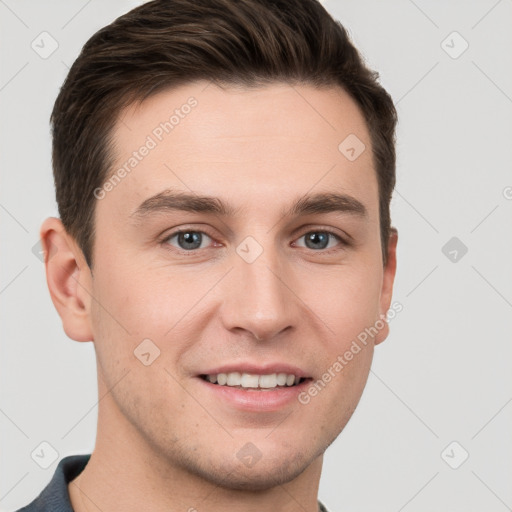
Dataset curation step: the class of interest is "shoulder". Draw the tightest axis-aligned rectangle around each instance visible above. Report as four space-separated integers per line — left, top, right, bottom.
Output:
16 454 91 512
318 499 333 512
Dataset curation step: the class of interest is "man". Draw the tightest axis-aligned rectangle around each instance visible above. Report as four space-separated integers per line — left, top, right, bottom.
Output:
20 0 398 510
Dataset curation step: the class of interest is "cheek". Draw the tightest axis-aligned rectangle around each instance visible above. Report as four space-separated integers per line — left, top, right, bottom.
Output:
301 258 383 428
305 260 384 340
294 340 374 456
88 256 218 371
91 256 177 333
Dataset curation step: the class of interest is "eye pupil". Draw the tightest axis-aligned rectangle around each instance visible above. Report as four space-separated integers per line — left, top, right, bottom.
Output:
178 231 202 250
305 232 329 250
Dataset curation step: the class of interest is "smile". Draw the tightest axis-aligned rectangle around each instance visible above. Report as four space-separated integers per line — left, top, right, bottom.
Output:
201 372 306 389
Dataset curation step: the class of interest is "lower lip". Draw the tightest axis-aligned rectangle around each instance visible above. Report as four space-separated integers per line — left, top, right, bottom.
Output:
197 378 310 412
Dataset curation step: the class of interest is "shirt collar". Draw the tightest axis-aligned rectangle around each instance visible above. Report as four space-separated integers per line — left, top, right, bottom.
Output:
18 454 91 511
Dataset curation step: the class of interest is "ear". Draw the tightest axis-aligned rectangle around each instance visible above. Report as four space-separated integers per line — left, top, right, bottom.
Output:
374 228 398 345
40 217 94 342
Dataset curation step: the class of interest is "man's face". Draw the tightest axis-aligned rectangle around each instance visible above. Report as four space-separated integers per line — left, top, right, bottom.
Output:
84 81 396 489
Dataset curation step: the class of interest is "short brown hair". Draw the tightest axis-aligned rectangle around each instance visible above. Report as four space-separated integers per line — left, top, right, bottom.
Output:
51 0 397 268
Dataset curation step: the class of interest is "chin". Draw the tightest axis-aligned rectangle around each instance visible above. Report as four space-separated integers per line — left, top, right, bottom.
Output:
189 452 314 491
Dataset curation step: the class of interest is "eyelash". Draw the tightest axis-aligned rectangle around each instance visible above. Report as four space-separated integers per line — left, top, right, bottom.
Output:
160 227 349 255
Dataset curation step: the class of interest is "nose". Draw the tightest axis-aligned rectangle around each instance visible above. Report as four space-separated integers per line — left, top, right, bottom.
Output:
219 243 298 342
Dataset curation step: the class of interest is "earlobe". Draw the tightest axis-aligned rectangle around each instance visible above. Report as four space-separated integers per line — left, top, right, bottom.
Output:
374 228 398 346
40 217 94 342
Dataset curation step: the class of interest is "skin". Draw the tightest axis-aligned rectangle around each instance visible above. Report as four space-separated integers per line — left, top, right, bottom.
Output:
41 81 397 512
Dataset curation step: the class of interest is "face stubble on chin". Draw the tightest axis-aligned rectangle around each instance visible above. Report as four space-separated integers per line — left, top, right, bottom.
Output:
85 80 396 492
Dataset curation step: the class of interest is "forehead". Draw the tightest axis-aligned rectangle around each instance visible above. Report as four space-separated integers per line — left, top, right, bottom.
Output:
101 81 377 222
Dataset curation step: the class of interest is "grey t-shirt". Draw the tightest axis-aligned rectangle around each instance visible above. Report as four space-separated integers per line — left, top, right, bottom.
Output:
18 454 331 512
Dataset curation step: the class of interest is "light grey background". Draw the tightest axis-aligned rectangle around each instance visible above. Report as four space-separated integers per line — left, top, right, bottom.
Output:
1 1 511 511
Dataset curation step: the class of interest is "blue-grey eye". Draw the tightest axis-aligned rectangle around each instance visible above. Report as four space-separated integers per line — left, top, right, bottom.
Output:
167 231 212 251
297 231 341 250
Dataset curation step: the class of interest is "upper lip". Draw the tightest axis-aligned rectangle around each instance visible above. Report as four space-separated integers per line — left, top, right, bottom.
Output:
199 363 310 378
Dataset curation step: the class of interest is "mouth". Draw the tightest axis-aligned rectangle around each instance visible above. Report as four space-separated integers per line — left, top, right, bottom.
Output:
199 372 310 390
196 364 313 411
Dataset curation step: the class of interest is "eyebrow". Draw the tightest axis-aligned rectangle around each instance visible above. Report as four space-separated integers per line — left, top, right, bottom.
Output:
129 188 367 221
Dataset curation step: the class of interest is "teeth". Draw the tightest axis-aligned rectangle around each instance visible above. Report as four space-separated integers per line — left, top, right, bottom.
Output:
227 372 241 386
259 374 277 388
241 373 259 388
205 372 301 388
276 373 287 386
